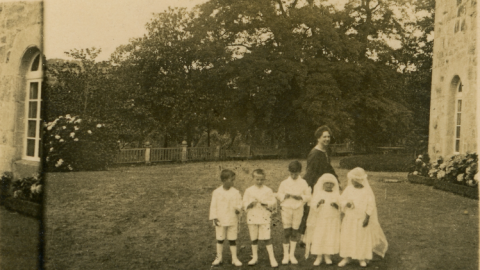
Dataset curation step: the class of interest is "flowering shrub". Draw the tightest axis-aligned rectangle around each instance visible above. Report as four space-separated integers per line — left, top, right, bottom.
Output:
43 114 118 172
409 154 430 177
429 152 478 187
11 173 43 204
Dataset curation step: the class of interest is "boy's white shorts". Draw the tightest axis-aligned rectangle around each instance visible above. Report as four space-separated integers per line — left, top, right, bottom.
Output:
281 207 304 229
215 225 238 241
248 224 271 241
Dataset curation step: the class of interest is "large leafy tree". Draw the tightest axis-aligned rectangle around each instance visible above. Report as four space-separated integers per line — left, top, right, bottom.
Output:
192 0 413 151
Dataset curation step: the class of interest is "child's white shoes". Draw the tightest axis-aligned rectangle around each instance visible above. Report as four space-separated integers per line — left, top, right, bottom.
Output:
232 259 242 267
266 245 278 268
359 260 367 267
211 257 222 266
313 255 322 266
338 257 351 267
324 254 332 265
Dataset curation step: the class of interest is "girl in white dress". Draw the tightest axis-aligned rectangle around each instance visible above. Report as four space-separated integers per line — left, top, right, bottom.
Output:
304 173 341 266
338 167 388 268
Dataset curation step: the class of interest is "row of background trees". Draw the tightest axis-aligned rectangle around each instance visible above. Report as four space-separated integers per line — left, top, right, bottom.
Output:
44 0 434 156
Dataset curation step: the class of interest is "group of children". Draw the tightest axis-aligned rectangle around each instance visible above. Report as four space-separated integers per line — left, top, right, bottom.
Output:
209 161 388 268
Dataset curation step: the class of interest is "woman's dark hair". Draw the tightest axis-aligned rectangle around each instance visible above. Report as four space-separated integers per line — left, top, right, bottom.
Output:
314 125 333 139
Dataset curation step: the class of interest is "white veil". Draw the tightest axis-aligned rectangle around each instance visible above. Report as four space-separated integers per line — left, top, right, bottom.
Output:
347 167 388 258
304 173 339 258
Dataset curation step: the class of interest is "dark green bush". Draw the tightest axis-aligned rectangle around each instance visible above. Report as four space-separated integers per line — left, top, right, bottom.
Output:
339 154 412 172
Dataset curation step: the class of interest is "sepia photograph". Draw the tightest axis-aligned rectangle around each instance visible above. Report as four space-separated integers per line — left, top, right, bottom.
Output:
0 0 479 269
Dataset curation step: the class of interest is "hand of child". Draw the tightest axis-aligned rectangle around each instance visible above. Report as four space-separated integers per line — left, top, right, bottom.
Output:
213 219 220 227
247 201 256 209
363 214 370 227
331 202 339 209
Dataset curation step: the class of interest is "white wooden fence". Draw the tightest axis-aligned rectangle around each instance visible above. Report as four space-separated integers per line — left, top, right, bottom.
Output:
114 145 296 164
115 146 221 164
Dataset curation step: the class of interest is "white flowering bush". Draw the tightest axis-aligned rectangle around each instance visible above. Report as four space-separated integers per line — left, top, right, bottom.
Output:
11 173 43 204
428 152 478 187
408 154 430 177
43 114 118 172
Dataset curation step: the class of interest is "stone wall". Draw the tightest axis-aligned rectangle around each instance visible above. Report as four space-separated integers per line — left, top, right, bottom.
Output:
429 0 478 160
0 2 43 178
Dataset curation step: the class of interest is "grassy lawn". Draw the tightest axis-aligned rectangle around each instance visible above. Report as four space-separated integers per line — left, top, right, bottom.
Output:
44 159 478 270
0 207 40 270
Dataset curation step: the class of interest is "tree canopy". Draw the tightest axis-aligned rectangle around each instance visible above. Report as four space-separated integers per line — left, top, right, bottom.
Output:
45 0 434 153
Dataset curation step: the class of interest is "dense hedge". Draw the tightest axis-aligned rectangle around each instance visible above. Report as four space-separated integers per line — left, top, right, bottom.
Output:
339 154 412 172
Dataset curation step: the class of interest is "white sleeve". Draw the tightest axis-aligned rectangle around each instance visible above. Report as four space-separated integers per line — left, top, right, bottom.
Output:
301 184 312 202
366 192 375 216
339 187 351 211
235 190 243 211
242 188 253 210
276 182 286 201
262 188 277 207
209 191 217 220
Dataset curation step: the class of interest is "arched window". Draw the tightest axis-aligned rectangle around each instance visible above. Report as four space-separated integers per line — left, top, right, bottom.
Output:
454 82 463 153
24 53 43 160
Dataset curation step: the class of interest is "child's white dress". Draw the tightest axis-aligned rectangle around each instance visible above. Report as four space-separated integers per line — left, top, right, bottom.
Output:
339 179 388 260
305 174 340 257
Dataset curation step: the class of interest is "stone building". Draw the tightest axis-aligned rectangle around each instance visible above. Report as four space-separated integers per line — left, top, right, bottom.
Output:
429 0 478 160
0 1 43 178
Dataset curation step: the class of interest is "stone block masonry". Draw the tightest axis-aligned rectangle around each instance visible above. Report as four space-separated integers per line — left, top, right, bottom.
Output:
0 1 43 178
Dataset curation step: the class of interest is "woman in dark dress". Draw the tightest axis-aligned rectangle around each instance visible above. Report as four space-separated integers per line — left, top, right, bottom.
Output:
299 126 338 247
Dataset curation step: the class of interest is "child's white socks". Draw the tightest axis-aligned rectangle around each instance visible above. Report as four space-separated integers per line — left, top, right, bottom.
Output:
266 244 278 267
248 245 258 265
230 246 242 266
282 243 290 264
212 243 223 265
289 241 298 264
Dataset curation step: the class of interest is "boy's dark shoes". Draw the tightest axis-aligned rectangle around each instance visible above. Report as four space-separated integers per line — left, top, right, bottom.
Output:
331 203 339 209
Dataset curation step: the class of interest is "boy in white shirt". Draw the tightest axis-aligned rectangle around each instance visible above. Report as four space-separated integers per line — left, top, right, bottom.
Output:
209 169 243 267
243 169 278 267
276 161 311 265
